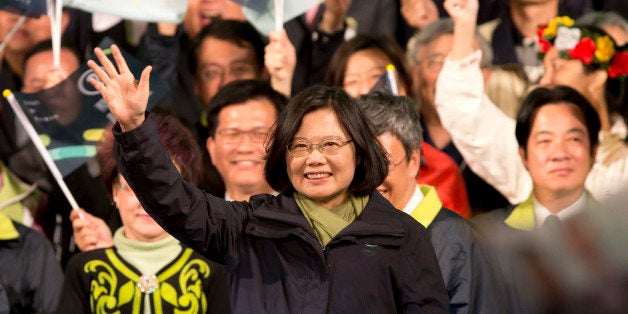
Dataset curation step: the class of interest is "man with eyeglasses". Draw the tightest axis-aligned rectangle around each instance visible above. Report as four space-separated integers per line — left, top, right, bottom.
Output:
358 93 507 313
139 17 266 127
203 79 286 201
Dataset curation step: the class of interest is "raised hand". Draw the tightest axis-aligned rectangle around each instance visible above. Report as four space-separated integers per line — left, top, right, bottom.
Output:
444 0 479 61
87 44 152 131
265 28 296 97
443 0 478 23
401 0 439 30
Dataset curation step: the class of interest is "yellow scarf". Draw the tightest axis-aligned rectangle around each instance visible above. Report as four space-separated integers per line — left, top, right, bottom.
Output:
294 192 369 247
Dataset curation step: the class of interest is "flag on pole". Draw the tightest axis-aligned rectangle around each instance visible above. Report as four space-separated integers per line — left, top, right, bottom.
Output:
369 64 399 96
62 0 189 23
232 0 321 35
11 37 167 177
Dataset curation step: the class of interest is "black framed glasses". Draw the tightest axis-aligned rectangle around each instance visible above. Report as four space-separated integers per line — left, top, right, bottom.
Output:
198 63 257 82
387 155 407 173
287 138 353 157
215 128 269 144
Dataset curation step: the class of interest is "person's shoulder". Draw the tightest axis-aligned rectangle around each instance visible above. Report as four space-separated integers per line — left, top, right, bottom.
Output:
429 207 477 242
432 207 471 230
470 206 516 236
359 192 426 232
64 248 111 271
11 221 52 248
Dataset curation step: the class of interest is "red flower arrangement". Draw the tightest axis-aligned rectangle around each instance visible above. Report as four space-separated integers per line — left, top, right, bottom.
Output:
609 51 628 79
537 16 628 80
568 37 595 65
537 25 551 53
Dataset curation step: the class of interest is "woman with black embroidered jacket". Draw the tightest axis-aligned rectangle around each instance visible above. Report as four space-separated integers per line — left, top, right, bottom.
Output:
86 44 449 313
58 113 230 313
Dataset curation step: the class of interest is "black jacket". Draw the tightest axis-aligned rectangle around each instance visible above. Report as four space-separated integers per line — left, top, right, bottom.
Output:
114 116 449 313
426 208 508 313
0 219 63 313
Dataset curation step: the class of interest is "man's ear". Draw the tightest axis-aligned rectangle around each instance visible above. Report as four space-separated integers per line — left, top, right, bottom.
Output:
206 137 217 167
590 145 598 169
409 149 421 179
519 147 529 171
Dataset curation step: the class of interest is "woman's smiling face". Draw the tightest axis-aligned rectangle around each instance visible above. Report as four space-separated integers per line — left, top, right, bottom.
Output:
286 108 357 210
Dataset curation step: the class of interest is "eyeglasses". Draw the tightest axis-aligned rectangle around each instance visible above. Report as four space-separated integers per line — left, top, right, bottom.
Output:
215 128 269 144
198 63 257 82
115 178 136 196
287 138 353 157
387 155 407 173
421 54 446 70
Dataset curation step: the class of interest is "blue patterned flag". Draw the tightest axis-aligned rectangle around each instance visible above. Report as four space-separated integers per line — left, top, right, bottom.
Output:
11 38 168 176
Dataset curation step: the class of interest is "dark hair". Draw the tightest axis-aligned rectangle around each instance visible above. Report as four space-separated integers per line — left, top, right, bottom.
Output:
98 111 203 194
22 39 81 72
358 93 423 160
324 35 412 97
188 19 267 76
515 86 601 155
203 79 287 137
264 85 389 195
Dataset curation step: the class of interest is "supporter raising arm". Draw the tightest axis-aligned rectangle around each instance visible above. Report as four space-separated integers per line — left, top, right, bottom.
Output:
436 0 628 209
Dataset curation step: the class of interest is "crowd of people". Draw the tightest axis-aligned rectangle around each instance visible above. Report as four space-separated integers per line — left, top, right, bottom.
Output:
1 0 627 313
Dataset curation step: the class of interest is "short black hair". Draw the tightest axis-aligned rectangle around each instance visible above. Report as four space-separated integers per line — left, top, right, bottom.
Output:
264 85 389 195
203 79 287 137
188 19 266 76
515 85 600 156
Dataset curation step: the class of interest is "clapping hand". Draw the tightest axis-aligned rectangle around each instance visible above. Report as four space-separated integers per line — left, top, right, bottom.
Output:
87 44 152 131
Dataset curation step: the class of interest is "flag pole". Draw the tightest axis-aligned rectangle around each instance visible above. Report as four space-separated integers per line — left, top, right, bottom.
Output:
46 0 62 68
2 89 83 218
0 15 26 53
274 0 284 31
386 64 399 96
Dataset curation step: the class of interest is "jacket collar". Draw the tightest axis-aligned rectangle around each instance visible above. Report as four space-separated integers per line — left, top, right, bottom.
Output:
408 185 442 228
0 161 39 224
248 192 406 243
504 195 536 231
0 212 19 240
504 191 596 231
